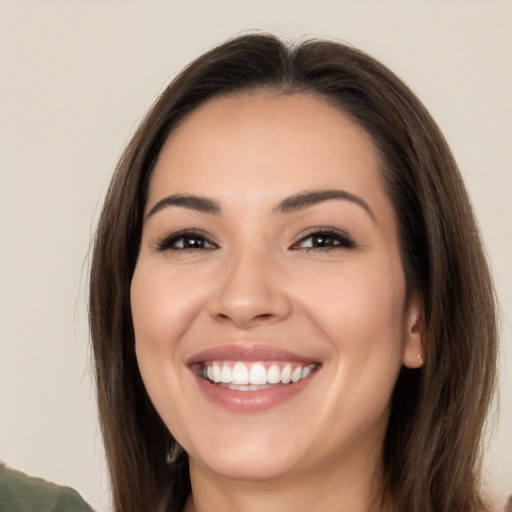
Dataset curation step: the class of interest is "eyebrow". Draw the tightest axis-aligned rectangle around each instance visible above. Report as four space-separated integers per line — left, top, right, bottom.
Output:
146 189 374 221
275 189 375 220
146 194 221 219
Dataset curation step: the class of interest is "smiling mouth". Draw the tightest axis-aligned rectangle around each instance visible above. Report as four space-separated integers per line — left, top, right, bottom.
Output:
195 361 318 391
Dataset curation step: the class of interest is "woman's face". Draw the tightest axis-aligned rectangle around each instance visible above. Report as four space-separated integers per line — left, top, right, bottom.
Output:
131 92 423 483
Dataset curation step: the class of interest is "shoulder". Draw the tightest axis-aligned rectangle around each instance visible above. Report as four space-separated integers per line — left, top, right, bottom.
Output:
0 462 94 512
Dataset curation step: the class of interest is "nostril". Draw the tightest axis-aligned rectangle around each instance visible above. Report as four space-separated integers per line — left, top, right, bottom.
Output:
209 282 292 327
213 310 277 328
216 312 273 321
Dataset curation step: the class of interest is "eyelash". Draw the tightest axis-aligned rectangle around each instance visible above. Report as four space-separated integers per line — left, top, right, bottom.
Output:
154 228 355 252
155 230 218 251
291 228 355 251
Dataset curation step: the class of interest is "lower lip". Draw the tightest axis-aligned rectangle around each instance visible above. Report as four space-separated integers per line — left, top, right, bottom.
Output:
192 372 316 413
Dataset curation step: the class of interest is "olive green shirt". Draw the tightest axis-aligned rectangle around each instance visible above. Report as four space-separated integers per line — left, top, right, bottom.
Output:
0 463 94 512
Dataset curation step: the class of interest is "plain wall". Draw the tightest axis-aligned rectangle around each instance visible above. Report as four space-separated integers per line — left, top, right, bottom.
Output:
1 1 510 510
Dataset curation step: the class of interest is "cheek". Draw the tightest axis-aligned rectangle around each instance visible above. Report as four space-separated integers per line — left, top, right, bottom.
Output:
130 263 203 433
275 259 409 453
130 262 205 359
130 267 173 387
296 259 407 376
129 265 192 429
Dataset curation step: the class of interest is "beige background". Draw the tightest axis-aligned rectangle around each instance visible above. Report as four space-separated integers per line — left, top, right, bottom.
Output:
0 1 510 510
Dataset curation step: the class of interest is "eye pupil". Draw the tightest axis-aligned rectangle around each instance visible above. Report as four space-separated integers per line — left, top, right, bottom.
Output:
184 237 204 248
292 230 353 251
313 235 336 247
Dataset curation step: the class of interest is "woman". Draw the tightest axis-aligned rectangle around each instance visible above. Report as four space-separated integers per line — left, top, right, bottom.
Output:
89 34 498 512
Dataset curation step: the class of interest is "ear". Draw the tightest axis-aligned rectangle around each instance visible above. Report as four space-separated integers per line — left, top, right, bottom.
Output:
402 291 425 369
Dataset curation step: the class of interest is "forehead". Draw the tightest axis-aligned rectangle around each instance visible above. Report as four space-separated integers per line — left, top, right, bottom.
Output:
150 92 382 198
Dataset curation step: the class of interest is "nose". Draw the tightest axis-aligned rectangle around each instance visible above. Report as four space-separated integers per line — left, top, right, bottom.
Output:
208 248 292 329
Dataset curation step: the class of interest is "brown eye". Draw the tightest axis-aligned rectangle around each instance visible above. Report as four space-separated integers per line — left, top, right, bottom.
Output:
157 231 217 251
174 236 213 249
293 229 355 250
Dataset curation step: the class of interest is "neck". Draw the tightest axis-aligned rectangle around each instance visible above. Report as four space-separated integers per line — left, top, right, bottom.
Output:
183 446 392 512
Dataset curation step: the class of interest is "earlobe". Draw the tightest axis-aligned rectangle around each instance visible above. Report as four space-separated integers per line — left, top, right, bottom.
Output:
402 292 425 369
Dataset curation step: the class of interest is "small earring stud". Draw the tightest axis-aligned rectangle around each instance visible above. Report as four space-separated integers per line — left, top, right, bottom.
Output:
417 353 423 366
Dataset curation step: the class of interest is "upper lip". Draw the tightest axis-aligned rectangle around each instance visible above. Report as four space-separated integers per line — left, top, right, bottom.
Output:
186 344 319 365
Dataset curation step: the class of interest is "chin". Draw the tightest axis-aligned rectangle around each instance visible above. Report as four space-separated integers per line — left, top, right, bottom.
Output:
188 440 300 483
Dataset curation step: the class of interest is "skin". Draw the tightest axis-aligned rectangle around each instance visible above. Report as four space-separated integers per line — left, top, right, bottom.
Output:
130 92 424 512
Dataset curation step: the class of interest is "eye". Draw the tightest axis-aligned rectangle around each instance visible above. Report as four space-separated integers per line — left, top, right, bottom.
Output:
155 230 218 251
292 229 355 251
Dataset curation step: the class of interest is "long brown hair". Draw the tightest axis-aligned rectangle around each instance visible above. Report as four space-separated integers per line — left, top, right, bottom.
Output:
89 34 497 512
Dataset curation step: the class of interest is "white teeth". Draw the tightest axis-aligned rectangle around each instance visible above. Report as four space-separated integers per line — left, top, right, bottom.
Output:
267 364 281 384
249 363 267 385
203 361 316 386
280 364 292 384
290 366 302 383
221 364 232 383
232 361 249 385
301 365 313 379
212 363 221 383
